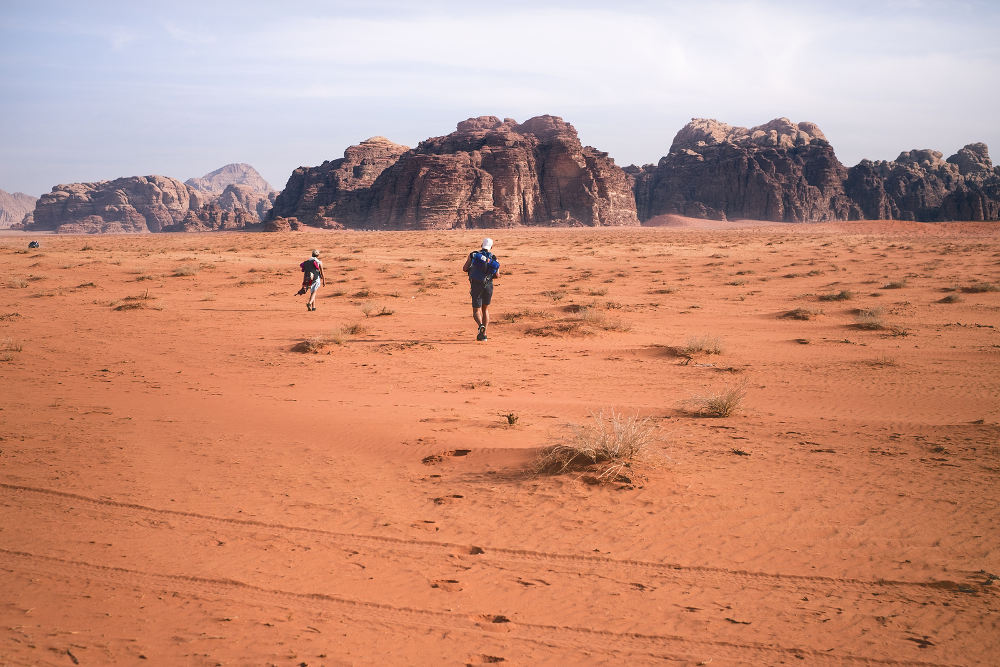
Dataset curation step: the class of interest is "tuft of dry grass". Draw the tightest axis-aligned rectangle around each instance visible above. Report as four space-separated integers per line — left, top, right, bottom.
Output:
937 294 962 304
854 307 885 330
361 302 394 317
172 265 199 277
881 280 907 289
339 322 368 336
818 290 853 301
682 335 723 356
690 379 749 417
960 282 999 293
780 308 819 320
534 410 656 483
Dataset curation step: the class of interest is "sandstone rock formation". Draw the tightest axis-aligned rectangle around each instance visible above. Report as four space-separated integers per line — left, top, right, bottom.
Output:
269 137 410 228
845 144 1000 221
28 164 277 233
630 118 860 222
0 189 38 229
631 118 1000 223
270 116 639 230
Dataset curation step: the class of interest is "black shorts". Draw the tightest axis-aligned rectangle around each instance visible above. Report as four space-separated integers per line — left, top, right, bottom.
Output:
470 279 493 307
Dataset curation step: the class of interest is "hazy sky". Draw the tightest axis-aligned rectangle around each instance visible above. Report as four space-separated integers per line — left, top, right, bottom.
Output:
2 0 998 196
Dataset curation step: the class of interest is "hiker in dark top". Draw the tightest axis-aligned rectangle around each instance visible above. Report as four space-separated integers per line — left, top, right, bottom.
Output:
301 249 325 311
462 237 500 341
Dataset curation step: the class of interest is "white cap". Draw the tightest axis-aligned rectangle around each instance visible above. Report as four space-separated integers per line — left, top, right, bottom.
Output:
481 237 493 251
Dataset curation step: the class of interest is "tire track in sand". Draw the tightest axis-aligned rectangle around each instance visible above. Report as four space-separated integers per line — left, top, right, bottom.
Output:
0 548 953 667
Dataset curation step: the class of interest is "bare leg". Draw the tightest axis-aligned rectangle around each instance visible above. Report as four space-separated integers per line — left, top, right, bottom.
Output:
481 305 490 332
472 306 483 327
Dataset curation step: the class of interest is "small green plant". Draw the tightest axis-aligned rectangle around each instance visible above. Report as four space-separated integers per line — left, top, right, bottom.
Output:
502 412 519 426
534 410 655 483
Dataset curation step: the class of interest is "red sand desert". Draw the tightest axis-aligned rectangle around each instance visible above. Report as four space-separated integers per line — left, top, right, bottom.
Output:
2 221 999 665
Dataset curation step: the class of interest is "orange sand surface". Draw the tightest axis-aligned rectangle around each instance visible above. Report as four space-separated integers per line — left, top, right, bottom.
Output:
2 222 999 665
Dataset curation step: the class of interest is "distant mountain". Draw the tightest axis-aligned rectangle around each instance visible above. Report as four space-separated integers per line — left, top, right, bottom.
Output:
0 189 38 229
185 163 274 196
27 164 277 234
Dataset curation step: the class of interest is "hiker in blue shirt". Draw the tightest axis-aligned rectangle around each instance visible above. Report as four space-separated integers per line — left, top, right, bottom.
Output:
462 238 501 341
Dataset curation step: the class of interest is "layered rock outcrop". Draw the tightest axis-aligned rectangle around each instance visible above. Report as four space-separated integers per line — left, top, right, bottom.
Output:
0 189 37 229
269 137 410 228
631 118 1000 223
630 118 860 222
845 144 1000 221
28 164 277 233
270 116 639 229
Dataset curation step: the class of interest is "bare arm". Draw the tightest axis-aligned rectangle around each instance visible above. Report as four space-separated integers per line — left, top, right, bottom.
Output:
462 255 472 273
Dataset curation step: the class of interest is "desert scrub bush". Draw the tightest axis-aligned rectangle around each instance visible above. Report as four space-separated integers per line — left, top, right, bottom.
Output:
818 290 853 301
498 308 549 324
682 335 723 356
690 379 748 417
573 307 631 332
854 307 885 330
937 294 962 303
7 278 29 289
291 336 336 353
534 410 655 483
960 282 999 293
780 308 819 320
172 265 199 277
340 322 368 336
881 280 907 289
361 302 394 317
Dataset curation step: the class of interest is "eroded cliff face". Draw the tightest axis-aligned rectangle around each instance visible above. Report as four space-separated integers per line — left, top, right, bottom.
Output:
268 137 411 228
631 118 860 222
270 116 639 229
845 144 1000 222
631 119 1000 223
28 164 277 233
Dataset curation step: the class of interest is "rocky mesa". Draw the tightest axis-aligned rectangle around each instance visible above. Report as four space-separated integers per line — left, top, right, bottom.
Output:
270 115 639 230
27 164 277 234
629 117 1000 223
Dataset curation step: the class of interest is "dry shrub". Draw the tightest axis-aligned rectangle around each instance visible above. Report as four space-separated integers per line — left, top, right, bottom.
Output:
340 322 368 336
1 338 22 353
960 282 999 293
682 335 722 356
498 308 549 324
172 265 198 277
854 307 885 330
691 379 749 417
818 290 853 301
361 302 394 317
291 337 328 353
881 280 907 289
534 411 655 483
937 294 962 304
780 308 819 320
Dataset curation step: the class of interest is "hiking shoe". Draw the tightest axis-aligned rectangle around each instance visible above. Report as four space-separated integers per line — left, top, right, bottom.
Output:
477 325 487 341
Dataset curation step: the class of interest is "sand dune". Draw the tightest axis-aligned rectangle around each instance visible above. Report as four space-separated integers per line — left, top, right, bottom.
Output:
2 224 998 664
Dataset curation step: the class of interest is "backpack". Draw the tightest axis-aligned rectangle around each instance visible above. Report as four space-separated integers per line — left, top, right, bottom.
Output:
300 258 320 282
468 250 499 282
